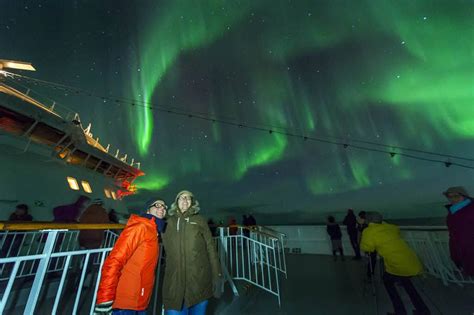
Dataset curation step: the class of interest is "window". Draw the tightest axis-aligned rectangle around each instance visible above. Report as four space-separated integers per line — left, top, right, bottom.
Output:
104 189 111 199
67 177 79 190
81 181 92 193
111 190 117 200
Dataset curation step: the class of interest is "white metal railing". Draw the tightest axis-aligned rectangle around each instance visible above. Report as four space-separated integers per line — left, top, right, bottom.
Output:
0 229 118 314
255 226 287 278
268 225 474 287
0 75 79 122
216 226 287 306
0 230 118 281
400 227 474 286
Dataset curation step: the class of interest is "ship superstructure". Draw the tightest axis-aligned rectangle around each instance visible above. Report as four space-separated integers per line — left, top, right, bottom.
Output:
0 60 144 220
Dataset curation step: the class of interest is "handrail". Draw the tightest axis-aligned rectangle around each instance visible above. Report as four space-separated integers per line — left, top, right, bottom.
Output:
398 225 447 231
258 225 287 237
0 222 125 231
0 229 117 314
215 226 286 307
227 224 279 240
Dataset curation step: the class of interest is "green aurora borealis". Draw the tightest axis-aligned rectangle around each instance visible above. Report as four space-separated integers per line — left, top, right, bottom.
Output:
2 0 473 221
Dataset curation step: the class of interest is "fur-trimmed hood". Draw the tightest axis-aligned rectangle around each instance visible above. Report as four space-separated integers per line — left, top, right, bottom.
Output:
168 190 200 216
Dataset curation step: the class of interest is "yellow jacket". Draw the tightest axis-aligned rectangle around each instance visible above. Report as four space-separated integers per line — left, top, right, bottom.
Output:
360 222 423 276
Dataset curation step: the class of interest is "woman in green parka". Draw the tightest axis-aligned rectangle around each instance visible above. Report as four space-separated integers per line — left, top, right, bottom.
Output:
162 190 221 315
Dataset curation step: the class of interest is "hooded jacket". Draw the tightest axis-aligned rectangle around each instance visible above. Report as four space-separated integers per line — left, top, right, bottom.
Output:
96 214 159 311
446 200 474 275
361 222 423 276
53 195 89 223
162 193 220 310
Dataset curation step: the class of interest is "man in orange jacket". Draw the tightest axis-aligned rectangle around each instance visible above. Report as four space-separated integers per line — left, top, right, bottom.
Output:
94 198 167 315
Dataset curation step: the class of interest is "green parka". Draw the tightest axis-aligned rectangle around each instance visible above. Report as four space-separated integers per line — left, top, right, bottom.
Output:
162 206 220 310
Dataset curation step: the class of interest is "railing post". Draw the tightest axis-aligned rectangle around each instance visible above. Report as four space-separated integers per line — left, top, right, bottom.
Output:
91 251 108 315
218 227 239 296
24 229 59 315
272 239 281 307
52 255 71 315
279 234 287 278
0 260 21 313
427 232 450 286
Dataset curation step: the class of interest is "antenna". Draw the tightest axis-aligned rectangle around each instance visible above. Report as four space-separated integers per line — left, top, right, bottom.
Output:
84 123 92 135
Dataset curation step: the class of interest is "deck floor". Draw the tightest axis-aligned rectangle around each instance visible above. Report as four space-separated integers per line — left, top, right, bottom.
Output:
207 254 474 315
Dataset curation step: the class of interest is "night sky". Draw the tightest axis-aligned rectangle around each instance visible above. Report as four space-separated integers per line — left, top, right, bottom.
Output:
2 0 473 224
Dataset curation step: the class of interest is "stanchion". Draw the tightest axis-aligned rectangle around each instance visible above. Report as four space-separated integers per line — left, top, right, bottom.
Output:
367 252 379 315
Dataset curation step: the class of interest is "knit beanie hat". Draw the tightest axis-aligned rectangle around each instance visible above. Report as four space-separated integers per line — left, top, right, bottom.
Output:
366 212 383 224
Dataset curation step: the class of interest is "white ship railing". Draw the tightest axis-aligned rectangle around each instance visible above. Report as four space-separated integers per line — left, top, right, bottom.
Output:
0 230 118 281
0 76 79 122
255 225 287 278
215 226 287 306
0 223 287 314
400 227 474 286
269 225 474 286
0 225 122 315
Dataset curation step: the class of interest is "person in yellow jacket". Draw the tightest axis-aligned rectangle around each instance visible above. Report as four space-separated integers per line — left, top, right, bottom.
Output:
360 212 430 315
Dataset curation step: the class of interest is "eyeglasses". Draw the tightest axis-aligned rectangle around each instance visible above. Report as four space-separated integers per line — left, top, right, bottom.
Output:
151 202 167 209
446 194 461 199
178 196 192 201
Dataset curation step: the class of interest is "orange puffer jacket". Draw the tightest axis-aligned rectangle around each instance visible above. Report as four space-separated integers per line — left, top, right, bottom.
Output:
96 214 159 311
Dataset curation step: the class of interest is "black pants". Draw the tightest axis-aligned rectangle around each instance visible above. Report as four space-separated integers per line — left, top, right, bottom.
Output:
348 232 360 257
383 272 430 314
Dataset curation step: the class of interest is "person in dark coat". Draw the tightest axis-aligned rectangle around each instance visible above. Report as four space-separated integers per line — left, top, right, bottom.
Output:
108 209 120 224
9 204 33 221
443 186 474 276
50 196 90 269
76 198 110 288
228 217 238 235
78 198 110 249
343 209 361 260
247 214 257 226
242 215 250 238
1 204 33 260
207 218 217 237
53 195 90 223
326 216 344 261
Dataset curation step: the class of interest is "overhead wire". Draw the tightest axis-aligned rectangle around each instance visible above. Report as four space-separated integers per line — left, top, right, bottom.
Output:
3 72 474 170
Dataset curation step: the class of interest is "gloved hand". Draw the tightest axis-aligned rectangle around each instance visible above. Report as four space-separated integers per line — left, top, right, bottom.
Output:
94 301 113 315
213 275 223 299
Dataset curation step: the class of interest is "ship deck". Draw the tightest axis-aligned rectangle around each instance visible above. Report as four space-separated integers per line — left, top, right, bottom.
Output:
207 254 473 315
3 254 473 314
